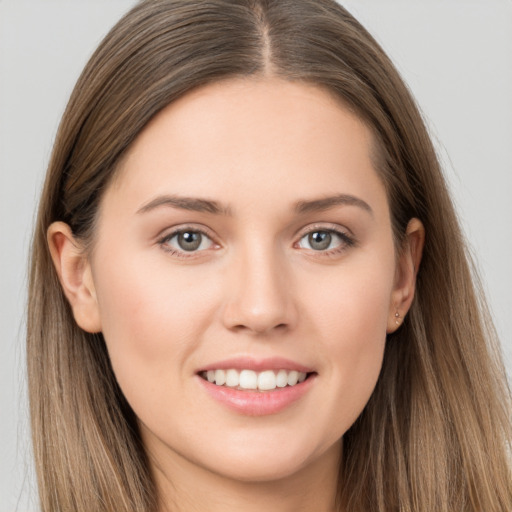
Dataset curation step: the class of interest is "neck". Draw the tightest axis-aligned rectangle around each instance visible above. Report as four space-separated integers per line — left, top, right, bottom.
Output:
149 441 342 512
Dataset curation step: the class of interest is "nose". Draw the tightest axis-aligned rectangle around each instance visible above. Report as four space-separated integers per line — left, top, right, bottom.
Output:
221 246 297 335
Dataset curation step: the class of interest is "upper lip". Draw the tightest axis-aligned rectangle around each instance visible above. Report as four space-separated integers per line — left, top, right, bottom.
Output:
198 356 315 374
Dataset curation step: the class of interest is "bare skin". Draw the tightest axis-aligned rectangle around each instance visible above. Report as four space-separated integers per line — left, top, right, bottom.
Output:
48 77 424 512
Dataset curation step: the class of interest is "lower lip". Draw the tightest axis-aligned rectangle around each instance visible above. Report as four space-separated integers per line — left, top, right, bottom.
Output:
197 374 316 416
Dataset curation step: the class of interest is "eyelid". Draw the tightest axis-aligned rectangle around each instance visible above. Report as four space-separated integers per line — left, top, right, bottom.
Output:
156 222 217 240
294 223 357 253
295 222 354 240
157 224 220 256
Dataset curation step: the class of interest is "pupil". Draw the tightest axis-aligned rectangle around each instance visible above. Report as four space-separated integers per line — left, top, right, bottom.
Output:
178 231 201 251
309 231 331 250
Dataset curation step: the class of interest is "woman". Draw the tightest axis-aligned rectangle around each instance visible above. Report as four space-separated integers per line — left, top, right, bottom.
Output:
27 1 512 511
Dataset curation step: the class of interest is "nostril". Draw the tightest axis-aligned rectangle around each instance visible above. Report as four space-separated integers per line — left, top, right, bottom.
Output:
248 323 289 335
228 320 289 335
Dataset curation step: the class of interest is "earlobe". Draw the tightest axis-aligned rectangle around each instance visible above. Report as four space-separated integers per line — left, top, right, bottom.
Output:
386 218 425 333
47 222 102 333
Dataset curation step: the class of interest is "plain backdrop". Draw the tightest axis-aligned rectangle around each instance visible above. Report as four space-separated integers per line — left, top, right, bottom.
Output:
1 1 511 510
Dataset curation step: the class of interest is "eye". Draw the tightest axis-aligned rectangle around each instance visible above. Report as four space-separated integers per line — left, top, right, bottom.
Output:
297 229 354 252
160 229 215 254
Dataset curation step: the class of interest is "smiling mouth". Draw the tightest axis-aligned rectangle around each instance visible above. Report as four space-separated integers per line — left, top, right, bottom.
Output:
199 369 314 392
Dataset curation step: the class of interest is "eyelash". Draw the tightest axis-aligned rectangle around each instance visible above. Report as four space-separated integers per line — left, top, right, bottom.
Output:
158 226 217 258
295 225 356 257
157 225 356 258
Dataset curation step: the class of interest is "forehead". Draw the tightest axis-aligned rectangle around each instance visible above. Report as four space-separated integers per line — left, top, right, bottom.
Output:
104 77 387 217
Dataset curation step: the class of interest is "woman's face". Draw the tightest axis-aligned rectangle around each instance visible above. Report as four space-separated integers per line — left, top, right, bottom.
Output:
81 78 406 483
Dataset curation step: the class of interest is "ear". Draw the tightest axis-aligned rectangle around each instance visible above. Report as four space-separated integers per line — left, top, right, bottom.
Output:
47 222 102 333
387 218 425 333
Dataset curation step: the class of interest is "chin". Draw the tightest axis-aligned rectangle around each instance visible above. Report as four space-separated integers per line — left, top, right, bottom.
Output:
203 452 314 484
193 433 341 485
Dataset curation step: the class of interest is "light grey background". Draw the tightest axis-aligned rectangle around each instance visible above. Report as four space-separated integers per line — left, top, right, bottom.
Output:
1 1 511 510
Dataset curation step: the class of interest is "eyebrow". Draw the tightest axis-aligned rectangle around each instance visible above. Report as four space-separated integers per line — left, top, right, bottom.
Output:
137 195 232 216
294 194 373 216
136 193 373 217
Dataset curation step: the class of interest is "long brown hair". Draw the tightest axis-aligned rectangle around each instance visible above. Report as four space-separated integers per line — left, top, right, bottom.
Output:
27 1 512 510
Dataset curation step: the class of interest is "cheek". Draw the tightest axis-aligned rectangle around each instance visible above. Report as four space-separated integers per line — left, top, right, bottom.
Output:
301 248 394 429
91 248 219 387
305 247 394 342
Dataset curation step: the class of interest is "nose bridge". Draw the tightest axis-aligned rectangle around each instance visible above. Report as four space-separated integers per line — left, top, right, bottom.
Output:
222 237 295 334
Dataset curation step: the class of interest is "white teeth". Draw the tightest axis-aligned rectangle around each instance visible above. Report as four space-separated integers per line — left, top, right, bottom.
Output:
214 369 226 386
239 370 258 389
203 368 310 391
276 369 288 388
287 370 298 386
225 369 239 387
258 370 277 391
